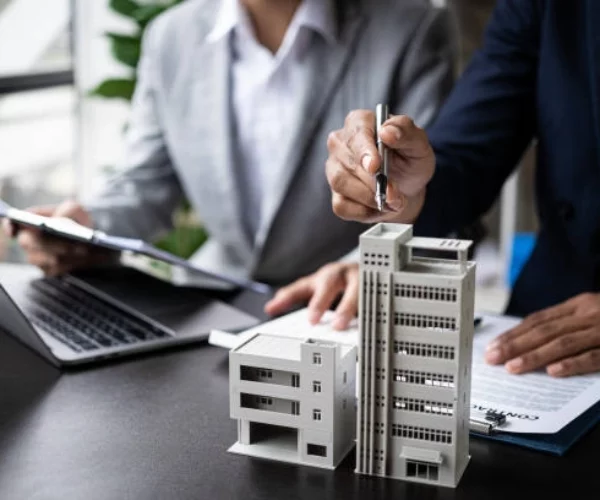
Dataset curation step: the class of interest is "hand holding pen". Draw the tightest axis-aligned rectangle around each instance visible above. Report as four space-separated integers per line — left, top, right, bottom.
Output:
326 108 435 224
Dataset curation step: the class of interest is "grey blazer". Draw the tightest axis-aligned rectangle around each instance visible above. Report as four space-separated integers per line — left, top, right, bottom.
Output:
86 0 456 286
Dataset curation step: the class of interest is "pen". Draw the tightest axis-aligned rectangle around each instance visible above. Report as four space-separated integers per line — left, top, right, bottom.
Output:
469 409 507 435
375 103 389 211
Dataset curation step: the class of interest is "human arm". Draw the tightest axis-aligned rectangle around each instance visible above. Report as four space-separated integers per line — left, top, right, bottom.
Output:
83 19 184 241
326 0 541 232
1 201 116 276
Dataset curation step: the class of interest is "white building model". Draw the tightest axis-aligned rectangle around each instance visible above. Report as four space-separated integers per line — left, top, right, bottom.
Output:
229 333 356 469
355 223 476 488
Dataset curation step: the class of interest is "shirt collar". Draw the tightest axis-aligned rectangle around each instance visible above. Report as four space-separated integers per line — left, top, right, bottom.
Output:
206 0 239 43
206 0 337 46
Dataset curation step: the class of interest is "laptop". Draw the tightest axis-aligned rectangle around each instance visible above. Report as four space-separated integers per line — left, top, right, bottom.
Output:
0 267 260 368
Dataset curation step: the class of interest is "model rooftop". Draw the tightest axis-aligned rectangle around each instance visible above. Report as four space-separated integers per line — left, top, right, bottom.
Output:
360 223 474 277
362 223 472 252
234 334 353 362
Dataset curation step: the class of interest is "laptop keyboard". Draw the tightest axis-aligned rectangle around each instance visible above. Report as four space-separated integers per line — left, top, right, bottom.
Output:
23 277 171 353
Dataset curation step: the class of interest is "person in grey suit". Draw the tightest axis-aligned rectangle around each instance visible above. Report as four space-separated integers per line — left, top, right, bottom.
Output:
7 0 455 304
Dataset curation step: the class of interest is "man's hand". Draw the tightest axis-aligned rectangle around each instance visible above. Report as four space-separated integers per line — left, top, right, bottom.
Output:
264 262 359 331
485 293 600 377
2 200 106 276
326 110 435 224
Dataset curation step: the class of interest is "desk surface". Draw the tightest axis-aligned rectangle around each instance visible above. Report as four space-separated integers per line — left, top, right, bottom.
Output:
0 266 599 500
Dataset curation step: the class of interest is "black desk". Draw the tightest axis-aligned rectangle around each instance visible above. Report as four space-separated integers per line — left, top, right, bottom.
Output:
0 272 599 499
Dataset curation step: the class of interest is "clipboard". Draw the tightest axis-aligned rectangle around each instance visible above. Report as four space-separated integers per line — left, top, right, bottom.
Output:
0 199 271 295
470 400 600 456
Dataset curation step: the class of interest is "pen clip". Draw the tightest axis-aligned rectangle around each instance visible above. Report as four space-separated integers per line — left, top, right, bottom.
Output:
470 409 508 435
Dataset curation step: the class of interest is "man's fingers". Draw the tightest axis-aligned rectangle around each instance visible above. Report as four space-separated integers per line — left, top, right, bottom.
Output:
26 248 57 270
17 229 43 252
17 229 82 257
327 136 379 189
40 237 88 257
547 347 600 377
326 156 375 196
485 315 592 365
332 266 359 330
307 267 345 325
332 194 391 223
379 115 431 158
327 159 378 209
264 278 314 317
487 299 577 351
27 205 57 217
386 182 408 212
1 218 16 238
502 327 600 374
341 110 381 175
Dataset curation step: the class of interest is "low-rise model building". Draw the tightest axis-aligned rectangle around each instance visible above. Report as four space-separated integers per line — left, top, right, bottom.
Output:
229 333 356 469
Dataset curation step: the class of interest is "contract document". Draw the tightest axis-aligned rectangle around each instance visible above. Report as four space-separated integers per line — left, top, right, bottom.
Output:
210 309 600 435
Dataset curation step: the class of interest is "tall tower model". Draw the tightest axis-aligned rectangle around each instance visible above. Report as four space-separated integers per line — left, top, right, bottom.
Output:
355 223 476 488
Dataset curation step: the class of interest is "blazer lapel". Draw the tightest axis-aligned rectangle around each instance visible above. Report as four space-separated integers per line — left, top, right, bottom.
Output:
586 0 600 167
188 35 254 262
253 10 366 254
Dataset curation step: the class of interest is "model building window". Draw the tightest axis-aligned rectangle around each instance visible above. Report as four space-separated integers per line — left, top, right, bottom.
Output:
307 444 327 457
291 401 300 415
394 312 456 331
343 371 347 384
313 381 322 393
258 369 272 379
393 369 455 388
313 409 322 421
313 353 322 365
291 374 300 388
392 424 452 444
394 341 455 360
393 397 453 416
406 461 439 481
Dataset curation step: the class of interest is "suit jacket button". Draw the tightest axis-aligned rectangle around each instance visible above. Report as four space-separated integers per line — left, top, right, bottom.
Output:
557 200 575 221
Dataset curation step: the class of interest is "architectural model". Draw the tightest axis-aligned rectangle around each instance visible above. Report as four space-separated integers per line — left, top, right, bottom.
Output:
355 223 476 488
229 333 356 469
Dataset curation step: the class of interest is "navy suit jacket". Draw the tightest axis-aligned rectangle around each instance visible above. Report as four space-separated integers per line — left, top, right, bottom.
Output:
416 0 600 317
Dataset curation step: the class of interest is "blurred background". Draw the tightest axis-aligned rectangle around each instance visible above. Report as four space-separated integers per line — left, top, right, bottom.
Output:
0 0 538 313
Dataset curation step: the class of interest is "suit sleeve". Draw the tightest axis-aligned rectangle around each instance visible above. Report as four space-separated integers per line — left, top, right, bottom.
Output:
83 20 184 241
414 0 541 237
394 6 457 129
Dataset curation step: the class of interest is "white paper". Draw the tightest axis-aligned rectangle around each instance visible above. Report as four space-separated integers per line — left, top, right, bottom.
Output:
471 315 600 434
209 308 358 349
209 309 600 434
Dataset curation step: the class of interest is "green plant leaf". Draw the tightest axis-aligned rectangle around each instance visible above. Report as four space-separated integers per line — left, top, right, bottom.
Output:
106 32 142 69
154 226 208 259
88 78 137 101
132 5 169 28
109 0 142 18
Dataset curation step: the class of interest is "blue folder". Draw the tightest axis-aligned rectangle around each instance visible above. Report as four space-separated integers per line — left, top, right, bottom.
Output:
471 400 600 455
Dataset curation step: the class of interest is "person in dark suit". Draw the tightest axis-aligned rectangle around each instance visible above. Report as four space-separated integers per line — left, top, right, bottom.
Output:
267 0 600 376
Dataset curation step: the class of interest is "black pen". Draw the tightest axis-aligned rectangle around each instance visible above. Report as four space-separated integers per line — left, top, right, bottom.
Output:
375 103 389 211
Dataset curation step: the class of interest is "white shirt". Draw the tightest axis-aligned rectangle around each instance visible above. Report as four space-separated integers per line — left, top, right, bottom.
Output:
207 0 336 242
